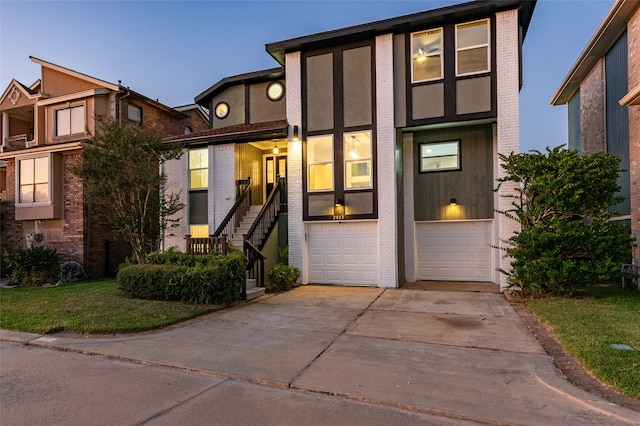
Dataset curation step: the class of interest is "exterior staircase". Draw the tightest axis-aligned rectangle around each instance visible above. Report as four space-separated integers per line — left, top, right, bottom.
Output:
229 205 265 301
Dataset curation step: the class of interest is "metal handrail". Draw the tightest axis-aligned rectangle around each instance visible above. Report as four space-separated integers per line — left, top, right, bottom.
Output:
245 178 286 251
212 177 251 238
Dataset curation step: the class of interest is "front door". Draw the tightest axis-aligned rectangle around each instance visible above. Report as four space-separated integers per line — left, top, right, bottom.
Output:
265 155 287 196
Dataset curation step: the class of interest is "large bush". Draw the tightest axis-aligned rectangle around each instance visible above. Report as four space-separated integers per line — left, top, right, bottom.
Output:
117 250 245 304
496 147 632 295
3 246 59 287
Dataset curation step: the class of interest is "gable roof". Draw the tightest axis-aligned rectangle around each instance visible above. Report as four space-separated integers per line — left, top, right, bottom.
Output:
266 0 536 65
30 56 120 92
195 67 284 107
550 0 640 105
0 78 41 106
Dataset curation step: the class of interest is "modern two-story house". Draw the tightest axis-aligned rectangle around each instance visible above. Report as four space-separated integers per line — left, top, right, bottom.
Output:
551 0 639 271
163 0 537 292
0 57 208 277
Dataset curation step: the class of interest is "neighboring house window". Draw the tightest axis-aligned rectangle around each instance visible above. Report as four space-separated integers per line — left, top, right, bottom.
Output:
189 148 208 237
456 19 490 76
18 156 49 203
344 131 372 189
128 104 142 123
56 105 85 136
307 135 334 191
412 28 443 82
420 141 460 172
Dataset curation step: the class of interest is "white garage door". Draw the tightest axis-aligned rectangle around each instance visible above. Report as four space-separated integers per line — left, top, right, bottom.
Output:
307 222 378 285
416 221 492 281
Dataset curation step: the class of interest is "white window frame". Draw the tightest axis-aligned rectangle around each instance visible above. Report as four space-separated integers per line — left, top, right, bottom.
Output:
411 27 444 83
455 19 491 77
54 103 86 137
344 130 373 190
16 154 51 206
419 141 460 173
307 134 334 192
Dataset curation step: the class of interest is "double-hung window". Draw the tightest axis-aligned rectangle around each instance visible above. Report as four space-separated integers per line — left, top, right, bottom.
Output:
411 28 443 82
420 141 460 172
344 131 372 189
456 19 490 76
188 148 208 237
19 156 49 203
307 135 334 191
56 105 85 136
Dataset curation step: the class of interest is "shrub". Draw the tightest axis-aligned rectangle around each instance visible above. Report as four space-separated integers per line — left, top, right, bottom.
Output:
266 263 300 293
3 246 59 287
117 250 245 304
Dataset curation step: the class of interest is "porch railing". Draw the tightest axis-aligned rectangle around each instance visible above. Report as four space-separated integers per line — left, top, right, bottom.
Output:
243 177 287 289
212 177 251 241
185 235 229 255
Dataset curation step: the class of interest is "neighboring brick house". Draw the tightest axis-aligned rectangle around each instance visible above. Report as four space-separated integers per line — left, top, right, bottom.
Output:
164 0 537 291
551 0 639 270
0 57 207 277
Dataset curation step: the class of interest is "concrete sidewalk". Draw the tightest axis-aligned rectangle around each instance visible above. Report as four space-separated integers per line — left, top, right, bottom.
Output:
2 284 640 425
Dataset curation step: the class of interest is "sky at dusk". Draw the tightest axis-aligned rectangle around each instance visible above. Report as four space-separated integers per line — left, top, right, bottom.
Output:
1 0 615 152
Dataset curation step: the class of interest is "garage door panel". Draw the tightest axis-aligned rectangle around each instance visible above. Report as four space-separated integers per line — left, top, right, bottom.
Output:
307 222 378 285
417 221 491 282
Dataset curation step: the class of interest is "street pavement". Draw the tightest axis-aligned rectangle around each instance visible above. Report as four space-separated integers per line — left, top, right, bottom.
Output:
1 284 639 425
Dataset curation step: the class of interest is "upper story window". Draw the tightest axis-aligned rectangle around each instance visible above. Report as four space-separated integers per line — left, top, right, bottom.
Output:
344 131 372 189
18 156 49 203
189 148 208 189
55 105 85 136
307 135 334 192
412 28 443 83
420 141 460 172
128 104 142 123
456 19 490 76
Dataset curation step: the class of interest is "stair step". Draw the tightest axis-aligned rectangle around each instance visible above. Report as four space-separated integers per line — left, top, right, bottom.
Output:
245 287 265 300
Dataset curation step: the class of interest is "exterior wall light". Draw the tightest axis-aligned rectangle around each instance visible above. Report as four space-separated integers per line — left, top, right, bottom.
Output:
292 125 300 142
273 144 279 155
333 199 345 219
450 198 457 206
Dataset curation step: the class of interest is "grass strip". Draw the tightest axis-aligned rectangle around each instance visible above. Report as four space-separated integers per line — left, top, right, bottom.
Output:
0 279 217 334
527 286 640 399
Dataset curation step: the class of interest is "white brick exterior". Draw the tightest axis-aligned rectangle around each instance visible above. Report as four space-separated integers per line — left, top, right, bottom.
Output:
495 9 522 288
285 51 305 281
161 150 188 251
375 33 399 288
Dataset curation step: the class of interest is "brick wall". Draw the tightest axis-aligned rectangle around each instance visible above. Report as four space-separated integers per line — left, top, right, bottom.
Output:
0 159 22 257
402 133 416 282
495 9 521 289
285 51 304 281
375 33 398 288
580 59 606 154
211 144 235 232
161 149 188 251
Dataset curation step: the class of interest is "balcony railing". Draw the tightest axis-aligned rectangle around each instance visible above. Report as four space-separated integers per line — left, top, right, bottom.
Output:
1 134 29 153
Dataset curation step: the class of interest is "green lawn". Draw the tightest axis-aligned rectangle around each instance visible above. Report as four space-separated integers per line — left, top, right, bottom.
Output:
0 279 218 334
527 285 640 400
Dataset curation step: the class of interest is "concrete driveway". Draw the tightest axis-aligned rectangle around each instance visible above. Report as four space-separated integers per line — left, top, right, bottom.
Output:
2 284 639 425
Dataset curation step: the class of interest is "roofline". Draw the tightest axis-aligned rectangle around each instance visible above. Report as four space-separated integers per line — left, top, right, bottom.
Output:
164 121 288 145
194 67 284 106
0 79 41 105
265 0 536 65
620 82 640 106
30 56 120 92
550 0 639 105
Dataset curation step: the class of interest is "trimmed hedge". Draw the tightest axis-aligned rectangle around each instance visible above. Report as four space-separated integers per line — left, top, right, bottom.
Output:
117 250 245 305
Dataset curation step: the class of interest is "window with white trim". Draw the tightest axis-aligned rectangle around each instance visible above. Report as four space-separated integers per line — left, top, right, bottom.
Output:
307 135 334 191
456 19 490 76
411 28 443 82
55 105 85 136
420 141 460 172
344 131 372 189
18 156 49 203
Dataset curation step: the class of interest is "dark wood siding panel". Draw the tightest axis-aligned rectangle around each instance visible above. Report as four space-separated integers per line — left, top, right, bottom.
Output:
235 143 264 205
413 124 493 220
605 31 630 216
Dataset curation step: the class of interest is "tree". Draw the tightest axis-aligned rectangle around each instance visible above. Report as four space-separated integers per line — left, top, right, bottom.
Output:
496 146 632 295
73 120 184 264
